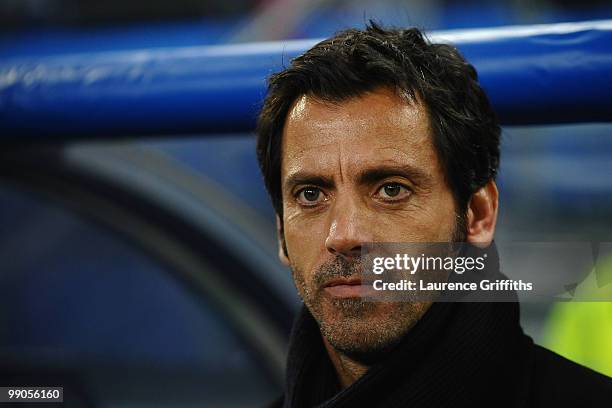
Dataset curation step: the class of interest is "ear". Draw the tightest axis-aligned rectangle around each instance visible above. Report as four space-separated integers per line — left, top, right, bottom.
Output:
276 215 290 266
466 179 499 247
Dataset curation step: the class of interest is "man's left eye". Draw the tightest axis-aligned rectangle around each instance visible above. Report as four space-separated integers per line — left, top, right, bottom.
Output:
376 183 411 200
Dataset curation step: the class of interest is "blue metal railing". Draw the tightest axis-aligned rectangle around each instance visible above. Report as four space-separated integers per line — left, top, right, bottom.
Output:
1 20 611 139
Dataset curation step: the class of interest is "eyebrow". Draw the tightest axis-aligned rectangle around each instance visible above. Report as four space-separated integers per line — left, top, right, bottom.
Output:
283 174 335 193
283 164 432 193
357 165 433 187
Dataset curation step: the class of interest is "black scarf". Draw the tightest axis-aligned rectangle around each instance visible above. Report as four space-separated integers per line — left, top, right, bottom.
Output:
280 245 535 407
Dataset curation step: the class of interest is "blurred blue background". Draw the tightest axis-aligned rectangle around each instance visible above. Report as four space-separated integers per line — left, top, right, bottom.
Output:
1 1 612 406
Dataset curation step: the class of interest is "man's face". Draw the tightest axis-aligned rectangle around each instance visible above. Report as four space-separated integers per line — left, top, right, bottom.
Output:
280 88 459 355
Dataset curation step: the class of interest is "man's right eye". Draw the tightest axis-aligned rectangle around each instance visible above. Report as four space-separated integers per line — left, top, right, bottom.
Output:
296 187 325 205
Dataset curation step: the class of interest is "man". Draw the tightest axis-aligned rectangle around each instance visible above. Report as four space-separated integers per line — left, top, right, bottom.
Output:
256 23 612 407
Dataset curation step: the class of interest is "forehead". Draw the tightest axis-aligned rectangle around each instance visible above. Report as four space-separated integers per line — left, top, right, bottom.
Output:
281 88 437 176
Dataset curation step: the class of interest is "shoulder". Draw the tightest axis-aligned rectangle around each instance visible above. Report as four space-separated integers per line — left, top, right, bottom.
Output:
530 344 612 405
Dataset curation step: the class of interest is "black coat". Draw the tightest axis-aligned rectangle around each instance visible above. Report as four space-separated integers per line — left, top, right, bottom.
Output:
271 301 612 407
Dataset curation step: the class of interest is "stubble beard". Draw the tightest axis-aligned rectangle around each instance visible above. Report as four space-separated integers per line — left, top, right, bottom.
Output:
291 256 430 359
289 214 467 359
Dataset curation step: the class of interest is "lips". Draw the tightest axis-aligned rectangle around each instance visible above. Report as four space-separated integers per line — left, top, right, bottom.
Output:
323 277 368 298
325 277 362 287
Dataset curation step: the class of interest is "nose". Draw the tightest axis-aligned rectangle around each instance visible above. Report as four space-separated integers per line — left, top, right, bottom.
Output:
325 200 370 259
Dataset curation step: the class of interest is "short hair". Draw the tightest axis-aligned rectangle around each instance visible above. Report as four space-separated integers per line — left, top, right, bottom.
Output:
256 22 500 219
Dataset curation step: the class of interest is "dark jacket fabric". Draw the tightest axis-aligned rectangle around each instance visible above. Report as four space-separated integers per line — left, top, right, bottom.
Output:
271 300 612 408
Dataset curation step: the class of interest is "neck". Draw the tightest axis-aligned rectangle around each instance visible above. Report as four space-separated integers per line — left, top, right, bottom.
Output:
322 336 370 388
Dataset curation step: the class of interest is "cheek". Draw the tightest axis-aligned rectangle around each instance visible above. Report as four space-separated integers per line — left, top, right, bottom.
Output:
415 191 458 241
282 208 329 278
372 192 458 242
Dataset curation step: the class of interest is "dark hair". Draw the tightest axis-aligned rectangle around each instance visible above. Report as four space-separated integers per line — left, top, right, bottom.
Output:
256 22 500 220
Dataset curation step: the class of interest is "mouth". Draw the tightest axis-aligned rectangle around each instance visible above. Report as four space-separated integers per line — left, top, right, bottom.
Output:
323 277 369 298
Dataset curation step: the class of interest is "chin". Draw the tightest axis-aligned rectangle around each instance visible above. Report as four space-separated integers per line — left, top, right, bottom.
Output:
313 298 429 356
